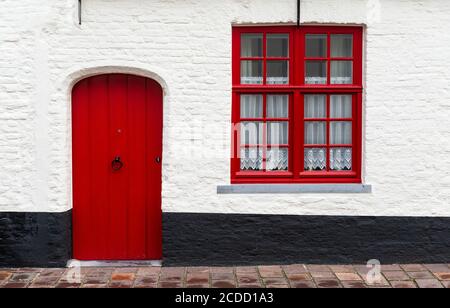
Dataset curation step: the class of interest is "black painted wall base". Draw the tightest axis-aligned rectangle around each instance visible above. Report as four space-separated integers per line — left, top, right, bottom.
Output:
0 211 72 268
1 211 450 267
163 213 450 266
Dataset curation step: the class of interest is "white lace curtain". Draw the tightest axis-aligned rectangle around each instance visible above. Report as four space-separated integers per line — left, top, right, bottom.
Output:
240 95 289 145
241 34 263 84
241 61 263 84
331 34 352 57
240 95 289 171
241 33 289 85
240 122 263 145
330 34 353 84
304 148 326 171
267 95 289 145
305 95 326 118
331 95 352 118
305 94 352 119
266 148 288 171
330 95 352 145
304 95 326 145
241 34 262 57
241 94 289 119
304 34 353 85
267 95 288 118
240 94 352 171
304 148 352 171
330 148 352 171
303 94 352 171
331 61 352 84
241 95 263 118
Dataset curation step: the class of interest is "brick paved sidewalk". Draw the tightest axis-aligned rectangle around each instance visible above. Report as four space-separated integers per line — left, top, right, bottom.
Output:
0 264 449 288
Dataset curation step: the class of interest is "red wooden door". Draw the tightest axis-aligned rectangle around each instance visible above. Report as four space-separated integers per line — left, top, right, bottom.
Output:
72 74 163 260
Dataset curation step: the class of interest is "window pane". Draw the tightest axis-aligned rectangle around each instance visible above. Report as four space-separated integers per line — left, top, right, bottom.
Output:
330 148 352 171
331 95 352 118
267 34 289 57
304 148 326 171
240 95 263 118
305 61 327 84
240 147 263 171
331 34 353 57
268 122 288 145
267 61 288 84
306 34 327 57
241 60 263 84
267 95 288 118
330 121 352 144
304 95 326 118
267 148 288 171
241 34 263 57
305 122 326 144
331 61 352 84
240 122 263 145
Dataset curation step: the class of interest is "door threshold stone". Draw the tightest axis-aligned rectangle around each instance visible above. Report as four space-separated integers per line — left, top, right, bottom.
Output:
67 259 162 268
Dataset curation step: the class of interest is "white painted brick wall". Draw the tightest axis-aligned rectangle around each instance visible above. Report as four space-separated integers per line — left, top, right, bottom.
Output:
0 0 449 216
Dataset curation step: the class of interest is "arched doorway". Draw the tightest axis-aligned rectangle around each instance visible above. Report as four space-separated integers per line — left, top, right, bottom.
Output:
72 74 163 260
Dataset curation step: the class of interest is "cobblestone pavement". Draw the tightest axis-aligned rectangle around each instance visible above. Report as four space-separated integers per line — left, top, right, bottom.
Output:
0 264 449 288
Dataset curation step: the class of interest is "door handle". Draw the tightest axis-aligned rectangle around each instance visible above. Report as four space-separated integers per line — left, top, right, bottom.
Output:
155 156 161 164
111 156 124 171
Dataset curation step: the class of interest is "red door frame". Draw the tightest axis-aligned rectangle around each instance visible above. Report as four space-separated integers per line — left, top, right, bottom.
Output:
72 74 163 260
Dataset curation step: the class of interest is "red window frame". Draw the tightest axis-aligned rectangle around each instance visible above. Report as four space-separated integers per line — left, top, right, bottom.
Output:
231 26 363 184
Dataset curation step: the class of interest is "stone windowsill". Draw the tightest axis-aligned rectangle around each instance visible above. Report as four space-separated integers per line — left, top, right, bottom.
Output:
217 184 372 194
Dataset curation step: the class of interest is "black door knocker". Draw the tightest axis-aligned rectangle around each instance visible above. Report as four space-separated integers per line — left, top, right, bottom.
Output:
111 156 124 171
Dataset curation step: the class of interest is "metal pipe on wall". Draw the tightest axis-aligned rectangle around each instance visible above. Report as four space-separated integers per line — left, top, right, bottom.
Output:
78 0 82 25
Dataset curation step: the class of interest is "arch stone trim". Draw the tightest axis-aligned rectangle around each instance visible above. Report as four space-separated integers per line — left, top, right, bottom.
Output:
65 65 169 95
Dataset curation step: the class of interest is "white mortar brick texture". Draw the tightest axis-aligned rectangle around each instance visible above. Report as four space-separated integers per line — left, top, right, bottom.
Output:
0 0 449 216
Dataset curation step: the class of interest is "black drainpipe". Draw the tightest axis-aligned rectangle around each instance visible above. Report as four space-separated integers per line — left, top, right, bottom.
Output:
78 0 82 25
297 0 301 27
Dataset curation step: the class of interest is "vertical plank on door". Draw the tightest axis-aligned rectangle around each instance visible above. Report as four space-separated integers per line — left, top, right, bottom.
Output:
146 79 163 259
72 79 92 259
126 75 147 259
88 75 109 259
108 74 128 259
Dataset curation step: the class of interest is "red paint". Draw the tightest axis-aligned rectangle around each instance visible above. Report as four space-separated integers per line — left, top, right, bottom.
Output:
72 74 163 260
231 26 363 184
